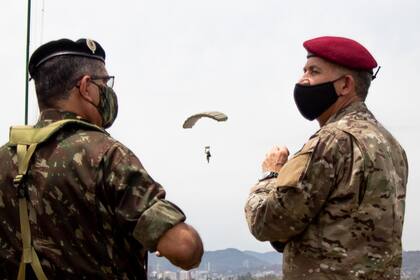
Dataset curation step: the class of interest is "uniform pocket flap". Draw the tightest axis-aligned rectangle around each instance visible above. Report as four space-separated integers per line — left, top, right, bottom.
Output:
276 138 319 187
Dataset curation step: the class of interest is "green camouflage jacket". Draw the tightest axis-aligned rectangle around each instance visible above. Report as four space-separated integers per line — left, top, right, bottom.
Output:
245 102 408 280
0 109 185 279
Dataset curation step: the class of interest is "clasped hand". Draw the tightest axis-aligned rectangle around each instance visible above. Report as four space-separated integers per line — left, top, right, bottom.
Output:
262 146 289 173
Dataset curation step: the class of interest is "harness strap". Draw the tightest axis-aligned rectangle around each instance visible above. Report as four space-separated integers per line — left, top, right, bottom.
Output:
15 143 47 280
9 119 105 280
9 119 106 146
17 200 48 280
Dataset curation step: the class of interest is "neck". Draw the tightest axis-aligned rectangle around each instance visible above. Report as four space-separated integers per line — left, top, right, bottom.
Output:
317 94 361 127
51 101 84 117
44 91 92 123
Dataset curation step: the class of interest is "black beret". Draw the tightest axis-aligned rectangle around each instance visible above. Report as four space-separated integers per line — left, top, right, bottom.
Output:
28 38 106 77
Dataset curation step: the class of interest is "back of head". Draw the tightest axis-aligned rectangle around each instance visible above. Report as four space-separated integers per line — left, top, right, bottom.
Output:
29 38 106 109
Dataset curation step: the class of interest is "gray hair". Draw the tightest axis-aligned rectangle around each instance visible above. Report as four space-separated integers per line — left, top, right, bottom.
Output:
31 56 105 108
352 70 373 101
334 63 373 101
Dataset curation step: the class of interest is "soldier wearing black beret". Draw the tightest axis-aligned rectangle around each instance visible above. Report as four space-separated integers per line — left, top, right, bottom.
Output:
0 38 203 279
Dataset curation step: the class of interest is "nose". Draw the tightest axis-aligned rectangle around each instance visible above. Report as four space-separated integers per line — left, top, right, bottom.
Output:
297 74 310 85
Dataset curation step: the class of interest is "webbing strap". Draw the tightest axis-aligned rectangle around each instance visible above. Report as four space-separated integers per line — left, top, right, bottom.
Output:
15 143 47 280
17 247 47 280
17 199 47 280
9 119 106 146
17 144 37 175
19 198 32 263
10 119 105 280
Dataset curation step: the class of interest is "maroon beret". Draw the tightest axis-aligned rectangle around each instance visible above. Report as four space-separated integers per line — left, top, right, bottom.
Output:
303 36 377 72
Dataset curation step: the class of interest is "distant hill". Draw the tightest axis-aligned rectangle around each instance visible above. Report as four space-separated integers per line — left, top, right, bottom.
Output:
149 248 280 274
243 250 282 265
149 249 420 276
402 251 420 278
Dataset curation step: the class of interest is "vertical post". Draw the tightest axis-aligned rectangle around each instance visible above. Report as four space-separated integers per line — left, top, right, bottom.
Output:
24 0 32 125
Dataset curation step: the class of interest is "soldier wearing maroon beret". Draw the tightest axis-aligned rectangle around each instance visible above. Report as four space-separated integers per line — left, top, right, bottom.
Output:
245 36 408 279
0 38 203 278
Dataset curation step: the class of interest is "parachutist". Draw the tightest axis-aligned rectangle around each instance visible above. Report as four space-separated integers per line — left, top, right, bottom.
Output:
205 146 211 163
182 112 226 163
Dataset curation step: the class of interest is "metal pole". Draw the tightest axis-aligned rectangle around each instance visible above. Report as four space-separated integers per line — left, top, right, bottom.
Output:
24 0 32 125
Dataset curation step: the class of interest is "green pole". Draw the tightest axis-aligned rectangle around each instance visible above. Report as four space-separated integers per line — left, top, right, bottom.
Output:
24 0 32 125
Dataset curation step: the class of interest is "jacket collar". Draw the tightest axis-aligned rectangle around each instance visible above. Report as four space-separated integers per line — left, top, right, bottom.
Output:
324 101 369 126
35 109 90 128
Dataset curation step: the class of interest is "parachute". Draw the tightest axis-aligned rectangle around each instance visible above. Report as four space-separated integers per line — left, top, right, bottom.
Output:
182 111 228 129
182 111 227 163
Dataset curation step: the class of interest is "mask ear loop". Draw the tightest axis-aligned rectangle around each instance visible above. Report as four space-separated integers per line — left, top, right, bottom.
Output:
372 66 381 80
76 78 101 110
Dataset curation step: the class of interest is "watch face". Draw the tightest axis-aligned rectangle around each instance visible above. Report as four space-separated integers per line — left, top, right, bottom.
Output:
262 171 272 177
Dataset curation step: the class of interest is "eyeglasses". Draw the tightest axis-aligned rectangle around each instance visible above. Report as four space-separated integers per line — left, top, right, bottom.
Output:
90 75 115 88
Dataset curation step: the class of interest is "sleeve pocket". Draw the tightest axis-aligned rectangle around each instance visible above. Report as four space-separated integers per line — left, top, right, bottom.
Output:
276 138 319 187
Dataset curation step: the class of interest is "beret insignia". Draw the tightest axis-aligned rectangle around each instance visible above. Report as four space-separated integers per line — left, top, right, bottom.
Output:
86 39 97 54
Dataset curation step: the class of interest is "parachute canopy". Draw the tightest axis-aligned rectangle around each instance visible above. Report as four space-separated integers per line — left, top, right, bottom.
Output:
182 111 228 129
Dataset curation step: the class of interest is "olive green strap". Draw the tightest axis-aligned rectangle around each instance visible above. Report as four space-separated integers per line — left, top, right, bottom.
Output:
9 119 106 146
14 143 47 280
10 119 105 280
17 199 47 280
17 246 46 280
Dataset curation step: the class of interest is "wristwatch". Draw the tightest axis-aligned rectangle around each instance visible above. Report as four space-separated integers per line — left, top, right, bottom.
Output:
259 171 278 182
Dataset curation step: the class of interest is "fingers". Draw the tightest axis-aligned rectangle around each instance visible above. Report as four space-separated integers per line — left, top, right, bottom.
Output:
277 146 289 165
262 145 289 173
265 146 288 158
279 146 290 156
265 146 289 164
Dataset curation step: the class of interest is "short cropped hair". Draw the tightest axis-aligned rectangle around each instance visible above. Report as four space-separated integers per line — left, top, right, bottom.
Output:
352 70 373 101
334 63 373 101
31 56 105 108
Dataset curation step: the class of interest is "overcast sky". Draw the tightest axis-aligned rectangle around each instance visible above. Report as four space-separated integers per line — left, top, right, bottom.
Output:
1 0 419 253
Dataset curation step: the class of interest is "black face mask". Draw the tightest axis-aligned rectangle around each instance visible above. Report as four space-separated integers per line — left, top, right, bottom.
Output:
293 76 344 121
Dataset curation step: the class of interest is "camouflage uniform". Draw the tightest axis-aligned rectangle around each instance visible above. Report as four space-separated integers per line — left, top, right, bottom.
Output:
245 102 408 280
0 109 186 279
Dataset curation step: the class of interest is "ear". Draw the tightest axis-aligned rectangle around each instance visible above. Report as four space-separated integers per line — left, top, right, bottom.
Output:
78 75 95 102
337 75 355 96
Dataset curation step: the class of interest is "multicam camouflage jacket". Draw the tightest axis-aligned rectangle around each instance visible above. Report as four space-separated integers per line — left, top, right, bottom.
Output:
245 102 408 280
0 109 185 279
